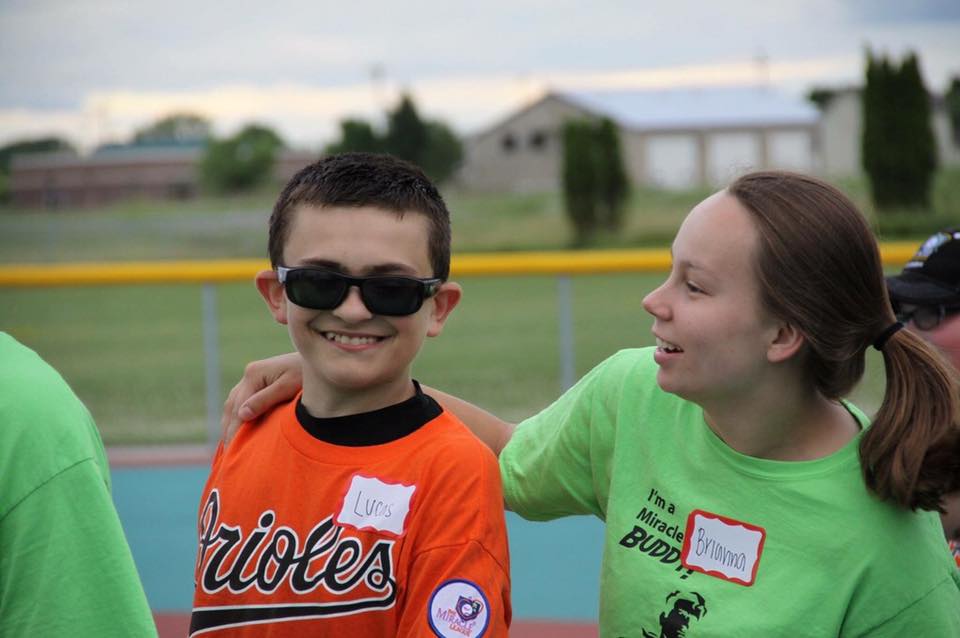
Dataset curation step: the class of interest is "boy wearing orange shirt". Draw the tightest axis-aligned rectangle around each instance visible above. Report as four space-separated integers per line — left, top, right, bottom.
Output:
191 153 510 637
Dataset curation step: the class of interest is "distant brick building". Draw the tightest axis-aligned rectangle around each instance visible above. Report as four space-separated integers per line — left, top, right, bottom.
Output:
9 145 317 209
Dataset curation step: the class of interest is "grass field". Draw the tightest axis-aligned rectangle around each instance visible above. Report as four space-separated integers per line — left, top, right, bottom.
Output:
0 188 711 263
0 274 652 443
1 271 887 445
2 169 958 263
0 176 921 444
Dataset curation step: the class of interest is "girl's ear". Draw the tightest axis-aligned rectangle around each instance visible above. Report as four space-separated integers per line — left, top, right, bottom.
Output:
426 281 462 338
767 321 805 363
255 270 288 325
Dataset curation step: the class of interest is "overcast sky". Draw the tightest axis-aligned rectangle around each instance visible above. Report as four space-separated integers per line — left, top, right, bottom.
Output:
1 0 958 150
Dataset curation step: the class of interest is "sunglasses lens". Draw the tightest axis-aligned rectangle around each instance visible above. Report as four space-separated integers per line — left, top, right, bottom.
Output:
284 270 347 310
362 278 424 316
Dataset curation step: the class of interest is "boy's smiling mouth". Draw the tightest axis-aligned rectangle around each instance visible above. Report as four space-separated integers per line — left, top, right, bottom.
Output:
321 331 385 346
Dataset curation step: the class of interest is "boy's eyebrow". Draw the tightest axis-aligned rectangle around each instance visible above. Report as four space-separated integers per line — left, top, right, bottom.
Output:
298 258 342 270
366 263 420 276
297 258 420 276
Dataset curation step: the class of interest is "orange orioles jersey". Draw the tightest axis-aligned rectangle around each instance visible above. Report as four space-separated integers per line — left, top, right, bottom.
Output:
191 386 511 637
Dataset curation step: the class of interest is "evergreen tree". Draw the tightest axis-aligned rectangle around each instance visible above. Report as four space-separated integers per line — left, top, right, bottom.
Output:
323 95 462 184
561 118 631 244
594 118 630 232
562 120 599 246
945 76 960 146
900 54 938 208
420 121 463 185
384 94 429 166
862 50 937 210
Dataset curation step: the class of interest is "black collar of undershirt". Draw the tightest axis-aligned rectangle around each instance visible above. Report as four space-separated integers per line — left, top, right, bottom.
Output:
295 381 442 446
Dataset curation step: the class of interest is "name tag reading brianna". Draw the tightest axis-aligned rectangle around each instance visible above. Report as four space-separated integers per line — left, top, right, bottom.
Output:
337 475 416 537
681 509 766 586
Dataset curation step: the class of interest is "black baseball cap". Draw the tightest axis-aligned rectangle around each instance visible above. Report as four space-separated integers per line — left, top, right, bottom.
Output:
886 228 960 305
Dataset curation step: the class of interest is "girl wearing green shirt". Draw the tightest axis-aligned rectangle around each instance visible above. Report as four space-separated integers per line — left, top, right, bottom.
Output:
228 171 960 635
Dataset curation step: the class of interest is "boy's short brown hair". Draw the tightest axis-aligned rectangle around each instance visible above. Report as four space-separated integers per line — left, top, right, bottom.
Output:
268 153 452 280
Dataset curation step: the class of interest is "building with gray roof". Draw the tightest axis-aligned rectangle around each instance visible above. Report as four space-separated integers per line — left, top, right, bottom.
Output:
456 86 820 192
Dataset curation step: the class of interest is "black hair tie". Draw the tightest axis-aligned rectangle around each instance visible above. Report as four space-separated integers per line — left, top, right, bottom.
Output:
873 322 904 351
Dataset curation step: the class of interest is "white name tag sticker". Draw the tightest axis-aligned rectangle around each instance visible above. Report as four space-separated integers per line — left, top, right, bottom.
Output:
336 474 416 537
681 509 766 586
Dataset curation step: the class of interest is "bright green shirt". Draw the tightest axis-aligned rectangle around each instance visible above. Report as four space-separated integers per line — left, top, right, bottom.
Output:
501 347 960 637
0 333 157 637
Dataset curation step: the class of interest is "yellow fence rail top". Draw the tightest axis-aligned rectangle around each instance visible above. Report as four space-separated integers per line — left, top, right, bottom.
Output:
0 243 920 287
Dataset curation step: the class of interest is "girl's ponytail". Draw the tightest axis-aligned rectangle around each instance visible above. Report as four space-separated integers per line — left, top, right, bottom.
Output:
860 326 960 511
728 171 960 512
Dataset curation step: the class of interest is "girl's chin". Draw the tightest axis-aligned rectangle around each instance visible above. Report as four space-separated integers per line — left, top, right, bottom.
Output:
655 369 699 402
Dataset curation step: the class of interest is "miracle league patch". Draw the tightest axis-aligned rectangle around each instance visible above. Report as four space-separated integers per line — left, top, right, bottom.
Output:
428 579 490 638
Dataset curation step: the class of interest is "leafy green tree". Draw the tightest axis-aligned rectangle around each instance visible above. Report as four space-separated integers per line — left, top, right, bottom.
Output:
0 137 74 203
384 94 429 166
807 87 836 110
594 118 630 232
324 119 383 155
323 95 462 184
562 120 599 246
201 124 285 193
862 50 937 209
0 137 74 173
420 121 463 184
133 113 211 145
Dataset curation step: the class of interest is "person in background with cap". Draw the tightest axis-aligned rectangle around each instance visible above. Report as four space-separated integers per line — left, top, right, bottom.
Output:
886 227 960 559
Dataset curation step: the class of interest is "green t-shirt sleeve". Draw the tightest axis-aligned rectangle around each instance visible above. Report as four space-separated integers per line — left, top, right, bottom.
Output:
0 458 158 637
500 350 637 522
0 334 157 637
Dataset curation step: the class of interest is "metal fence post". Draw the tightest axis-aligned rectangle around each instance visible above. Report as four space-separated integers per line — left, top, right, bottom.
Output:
557 275 576 392
202 283 222 448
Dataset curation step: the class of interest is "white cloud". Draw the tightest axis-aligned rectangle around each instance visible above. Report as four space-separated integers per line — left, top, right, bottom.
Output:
0 55 864 150
0 108 92 148
1 1 956 149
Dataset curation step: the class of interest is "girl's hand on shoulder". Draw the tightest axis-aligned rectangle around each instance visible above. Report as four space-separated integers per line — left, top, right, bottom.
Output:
221 352 303 445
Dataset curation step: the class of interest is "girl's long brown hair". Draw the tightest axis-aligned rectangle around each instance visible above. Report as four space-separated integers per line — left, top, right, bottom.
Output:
729 171 960 511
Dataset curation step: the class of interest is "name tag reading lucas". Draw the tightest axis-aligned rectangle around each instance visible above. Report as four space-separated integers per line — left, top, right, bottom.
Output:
337 475 416 537
681 509 766 586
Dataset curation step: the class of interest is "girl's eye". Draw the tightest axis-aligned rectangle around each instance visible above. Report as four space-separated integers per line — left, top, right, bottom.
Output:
685 281 703 294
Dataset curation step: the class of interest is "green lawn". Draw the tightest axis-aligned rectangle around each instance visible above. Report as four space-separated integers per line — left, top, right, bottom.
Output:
1 177 919 444
2 170 957 264
1 271 886 445
0 184 712 263
0 274 652 443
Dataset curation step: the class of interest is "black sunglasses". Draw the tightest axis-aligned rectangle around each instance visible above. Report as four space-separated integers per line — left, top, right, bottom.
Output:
277 266 442 316
895 303 960 331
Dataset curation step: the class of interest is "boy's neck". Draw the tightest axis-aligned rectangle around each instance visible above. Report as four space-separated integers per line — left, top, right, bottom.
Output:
300 375 418 419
